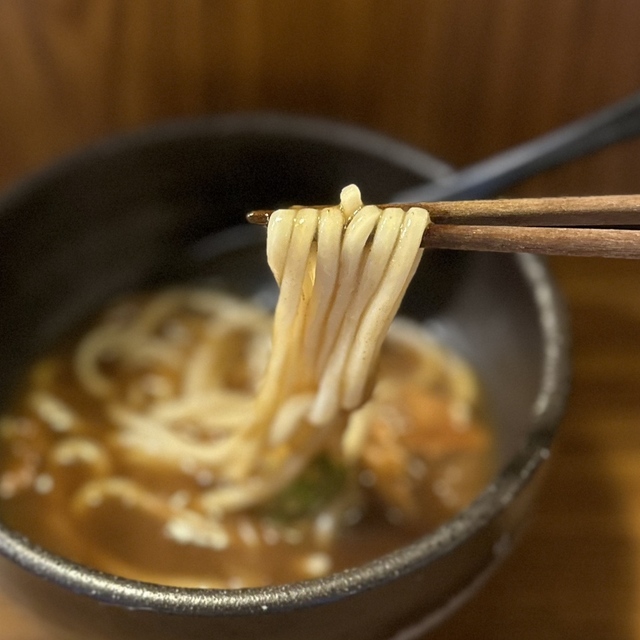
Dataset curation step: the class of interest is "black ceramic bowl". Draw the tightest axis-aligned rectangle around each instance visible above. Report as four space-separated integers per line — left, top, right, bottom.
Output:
0 114 569 640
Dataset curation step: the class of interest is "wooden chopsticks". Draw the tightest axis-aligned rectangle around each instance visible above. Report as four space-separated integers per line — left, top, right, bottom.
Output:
246 195 640 259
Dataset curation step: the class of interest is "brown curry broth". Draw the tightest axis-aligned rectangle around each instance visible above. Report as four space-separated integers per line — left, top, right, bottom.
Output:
0 298 495 588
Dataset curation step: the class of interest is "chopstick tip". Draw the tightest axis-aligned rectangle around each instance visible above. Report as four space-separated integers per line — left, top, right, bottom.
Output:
246 210 271 226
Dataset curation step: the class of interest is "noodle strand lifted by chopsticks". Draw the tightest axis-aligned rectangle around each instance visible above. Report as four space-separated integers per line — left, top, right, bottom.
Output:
73 185 430 519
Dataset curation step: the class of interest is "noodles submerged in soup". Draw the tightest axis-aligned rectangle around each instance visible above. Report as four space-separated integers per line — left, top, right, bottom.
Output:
0 185 494 587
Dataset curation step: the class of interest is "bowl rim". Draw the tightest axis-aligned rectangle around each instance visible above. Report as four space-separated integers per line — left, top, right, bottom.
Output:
0 111 454 220
0 113 570 616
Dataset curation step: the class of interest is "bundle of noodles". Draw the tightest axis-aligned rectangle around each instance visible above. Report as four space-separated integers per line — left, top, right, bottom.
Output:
72 185 430 522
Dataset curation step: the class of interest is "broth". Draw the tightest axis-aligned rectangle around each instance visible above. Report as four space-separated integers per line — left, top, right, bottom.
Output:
0 289 494 588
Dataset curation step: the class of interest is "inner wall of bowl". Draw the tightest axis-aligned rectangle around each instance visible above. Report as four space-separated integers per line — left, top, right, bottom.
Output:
0 116 542 477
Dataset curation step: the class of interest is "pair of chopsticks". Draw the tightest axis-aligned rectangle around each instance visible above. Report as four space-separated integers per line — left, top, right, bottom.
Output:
246 194 640 259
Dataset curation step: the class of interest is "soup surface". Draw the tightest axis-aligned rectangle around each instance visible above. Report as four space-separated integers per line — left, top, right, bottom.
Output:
0 288 494 588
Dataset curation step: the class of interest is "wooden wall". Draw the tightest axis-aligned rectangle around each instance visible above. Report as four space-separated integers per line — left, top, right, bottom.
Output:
1 0 639 196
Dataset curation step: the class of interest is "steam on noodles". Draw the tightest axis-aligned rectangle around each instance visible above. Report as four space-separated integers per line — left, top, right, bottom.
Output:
0 185 493 587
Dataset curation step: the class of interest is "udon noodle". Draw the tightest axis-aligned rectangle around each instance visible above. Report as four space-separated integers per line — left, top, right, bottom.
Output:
0 185 494 587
